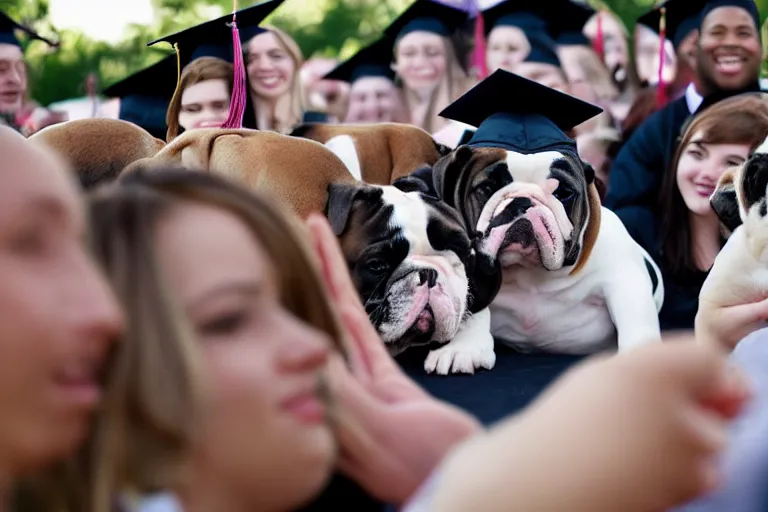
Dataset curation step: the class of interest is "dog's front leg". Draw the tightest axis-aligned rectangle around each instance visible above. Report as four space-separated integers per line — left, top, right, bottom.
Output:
424 308 495 375
603 269 662 351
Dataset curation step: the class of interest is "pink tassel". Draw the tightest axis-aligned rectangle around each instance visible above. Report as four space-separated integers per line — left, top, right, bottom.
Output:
472 11 488 79
222 13 247 129
656 6 668 107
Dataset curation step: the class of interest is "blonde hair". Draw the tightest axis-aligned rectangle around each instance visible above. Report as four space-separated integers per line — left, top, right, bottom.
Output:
165 57 234 141
396 35 471 133
22 169 347 512
247 26 305 134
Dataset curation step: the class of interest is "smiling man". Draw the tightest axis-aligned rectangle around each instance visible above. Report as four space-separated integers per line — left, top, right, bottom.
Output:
0 11 58 132
605 0 763 246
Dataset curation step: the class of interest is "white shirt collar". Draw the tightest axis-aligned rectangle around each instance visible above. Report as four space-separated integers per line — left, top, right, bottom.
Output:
685 82 704 114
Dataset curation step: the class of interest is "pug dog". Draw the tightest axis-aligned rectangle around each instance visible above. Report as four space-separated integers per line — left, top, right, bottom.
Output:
413 145 664 355
698 136 768 345
326 173 501 374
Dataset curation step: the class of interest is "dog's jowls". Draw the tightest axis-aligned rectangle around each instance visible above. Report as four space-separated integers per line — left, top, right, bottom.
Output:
326 175 500 375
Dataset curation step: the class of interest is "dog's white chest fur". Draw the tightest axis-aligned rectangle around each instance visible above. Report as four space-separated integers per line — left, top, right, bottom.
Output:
491 207 663 354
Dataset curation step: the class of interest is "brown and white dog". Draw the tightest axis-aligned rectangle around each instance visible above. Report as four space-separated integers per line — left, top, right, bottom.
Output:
698 136 768 343
122 127 355 219
28 118 166 189
409 145 664 361
326 172 501 374
291 122 450 184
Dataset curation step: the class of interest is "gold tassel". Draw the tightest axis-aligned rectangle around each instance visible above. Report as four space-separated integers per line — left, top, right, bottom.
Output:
165 42 183 141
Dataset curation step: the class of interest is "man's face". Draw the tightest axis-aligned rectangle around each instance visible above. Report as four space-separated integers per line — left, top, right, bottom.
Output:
696 7 763 91
0 44 26 115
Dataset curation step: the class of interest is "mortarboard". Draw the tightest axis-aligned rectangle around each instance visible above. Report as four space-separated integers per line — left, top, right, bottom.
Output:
384 0 468 41
481 0 552 38
324 37 395 84
700 0 760 30
524 33 562 67
554 1 595 46
0 10 58 48
103 55 179 140
439 69 602 157
637 0 707 48
147 0 285 67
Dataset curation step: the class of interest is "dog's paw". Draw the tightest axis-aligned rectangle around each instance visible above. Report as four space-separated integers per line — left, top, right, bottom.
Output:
424 342 496 375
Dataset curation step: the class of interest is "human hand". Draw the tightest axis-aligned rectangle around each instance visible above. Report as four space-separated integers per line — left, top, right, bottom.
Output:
696 296 768 353
433 340 750 512
305 213 482 505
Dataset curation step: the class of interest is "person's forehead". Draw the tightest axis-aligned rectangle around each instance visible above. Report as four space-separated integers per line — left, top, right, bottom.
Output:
0 134 80 214
0 43 23 61
703 6 755 28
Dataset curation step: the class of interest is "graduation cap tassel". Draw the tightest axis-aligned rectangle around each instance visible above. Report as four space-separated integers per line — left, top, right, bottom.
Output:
165 42 184 140
656 5 668 107
222 3 247 129
594 11 604 62
471 2 487 80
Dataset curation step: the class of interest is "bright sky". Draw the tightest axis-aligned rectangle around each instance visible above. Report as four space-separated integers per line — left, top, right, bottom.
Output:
49 0 155 43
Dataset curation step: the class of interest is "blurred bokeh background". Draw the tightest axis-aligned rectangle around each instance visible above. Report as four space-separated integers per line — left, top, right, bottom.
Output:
2 0 767 106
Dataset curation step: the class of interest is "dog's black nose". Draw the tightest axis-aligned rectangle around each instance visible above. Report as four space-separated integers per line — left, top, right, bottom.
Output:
418 268 438 288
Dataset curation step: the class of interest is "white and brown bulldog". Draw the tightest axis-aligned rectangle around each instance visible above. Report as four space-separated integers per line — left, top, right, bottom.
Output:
326 172 501 374
291 122 450 185
414 144 664 355
698 136 768 344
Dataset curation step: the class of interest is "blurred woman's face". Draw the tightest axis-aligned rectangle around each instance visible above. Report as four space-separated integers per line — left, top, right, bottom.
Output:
676 132 750 216
585 12 630 87
345 76 402 123
394 31 447 92
486 26 531 72
156 202 335 510
178 79 231 132
634 24 677 85
246 32 296 100
513 62 570 93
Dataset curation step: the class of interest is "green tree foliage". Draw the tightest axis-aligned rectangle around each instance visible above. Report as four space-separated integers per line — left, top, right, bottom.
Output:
1 0 766 106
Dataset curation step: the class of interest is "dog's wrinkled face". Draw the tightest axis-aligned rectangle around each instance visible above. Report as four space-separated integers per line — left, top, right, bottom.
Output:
711 136 768 233
326 177 499 354
426 145 600 272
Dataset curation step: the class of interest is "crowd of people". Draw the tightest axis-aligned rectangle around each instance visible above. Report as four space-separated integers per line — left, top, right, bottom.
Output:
3 0 768 510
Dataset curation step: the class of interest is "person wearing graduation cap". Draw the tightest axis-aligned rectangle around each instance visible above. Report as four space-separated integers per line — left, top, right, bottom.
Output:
324 37 408 124
384 0 472 134
605 0 763 244
508 33 569 94
0 10 60 134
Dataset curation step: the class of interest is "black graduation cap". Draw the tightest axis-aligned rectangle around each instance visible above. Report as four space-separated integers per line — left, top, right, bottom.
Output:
147 0 285 66
700 0 760 30
102 55 178 140
0 10 58 48
324 37 394 83
103 54 179 100
481 0 551 38
554 1 595 46
383 0 468 41
524 33 562 67
439 69 602 156
637 0 708 48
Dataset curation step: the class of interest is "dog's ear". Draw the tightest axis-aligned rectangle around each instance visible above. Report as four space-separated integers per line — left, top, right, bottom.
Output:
466 241 502 313
432 145 474 207
569 183 602 276
740 152 768 213
581 160 596 185
326 183 365 236
711 166 743 232
433 140 452 157
392 167 437 197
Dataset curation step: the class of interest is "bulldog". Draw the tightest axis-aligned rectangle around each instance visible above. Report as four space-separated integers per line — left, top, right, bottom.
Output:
121 127 355 219
326 172 501 374
28 118 166 189
291 122 449 184
416 145 664 355
698 136 768 346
